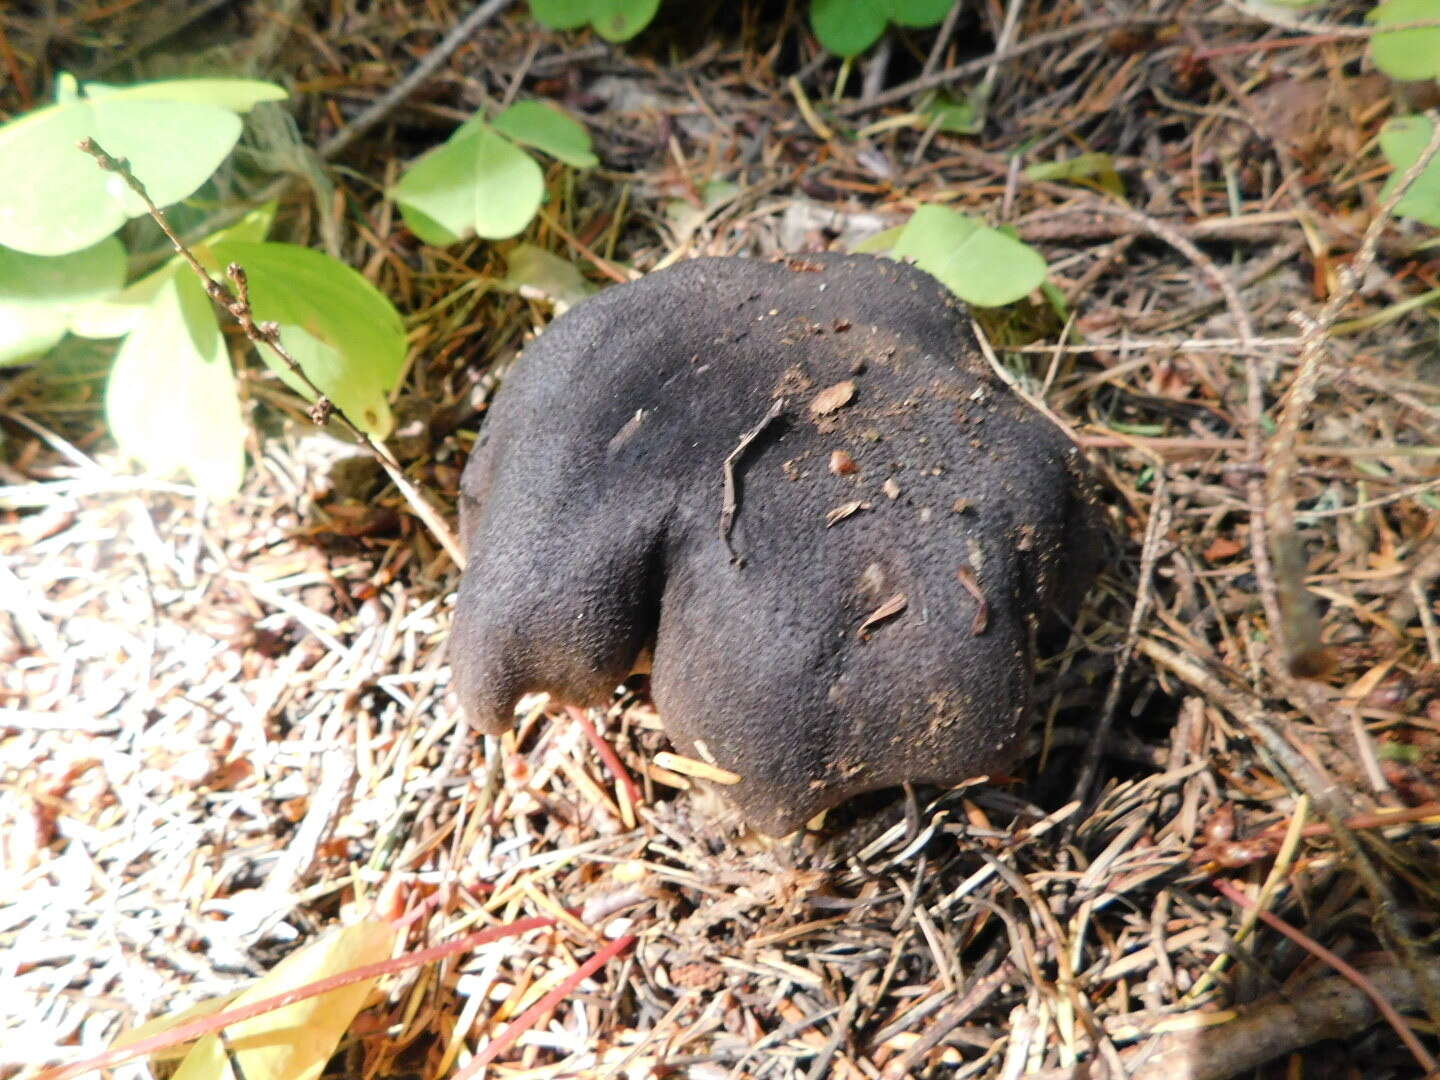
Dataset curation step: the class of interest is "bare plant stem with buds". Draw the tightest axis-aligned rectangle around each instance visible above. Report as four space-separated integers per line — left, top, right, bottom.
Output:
77 137 465 567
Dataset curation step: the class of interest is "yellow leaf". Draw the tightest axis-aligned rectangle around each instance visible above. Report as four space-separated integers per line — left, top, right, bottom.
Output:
169 919 397 1080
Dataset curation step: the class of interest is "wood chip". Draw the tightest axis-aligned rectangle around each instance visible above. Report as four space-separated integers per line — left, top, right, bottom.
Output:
858 592 907 637
810 380 856 417
830 450 858 475
883 478 901 499
825 500 870 526
654 751 743 785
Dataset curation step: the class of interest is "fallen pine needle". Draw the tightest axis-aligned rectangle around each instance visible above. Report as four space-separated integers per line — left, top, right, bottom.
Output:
568 706 642 825
456 933 637 1078
653 750 742 785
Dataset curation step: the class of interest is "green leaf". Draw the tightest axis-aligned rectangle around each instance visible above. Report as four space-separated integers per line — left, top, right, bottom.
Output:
589 0 661 40
1379 114 1440 226
530 0 592 29
493 101 598 168
1369 0 1440 81
885 0 953 28
1025 151 1125 197
451 125 545 240
80 78 287 111
811 0 889 56
54 73 82 104
394 125 545 243
0 79 282 256
499 243 597 313
210 241 407 437
849 225 904 254
70 203 280 339
0 100 239 256
105 272 246 496
921 90 981 134
0 238 126 364
196 201 280 250
892 204 1047 307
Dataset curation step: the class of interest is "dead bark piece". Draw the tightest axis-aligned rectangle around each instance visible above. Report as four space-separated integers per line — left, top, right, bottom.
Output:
810 379 857 417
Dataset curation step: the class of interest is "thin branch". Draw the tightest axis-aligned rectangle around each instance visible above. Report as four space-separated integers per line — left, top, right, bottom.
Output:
78 138 465 566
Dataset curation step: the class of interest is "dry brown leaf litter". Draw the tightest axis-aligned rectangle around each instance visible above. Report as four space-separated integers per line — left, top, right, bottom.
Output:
3 2 1440 1078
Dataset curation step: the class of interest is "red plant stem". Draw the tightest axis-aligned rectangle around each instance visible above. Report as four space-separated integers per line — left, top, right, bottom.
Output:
456 933 637 1078
1212 878 1437 1075
34 915 558 1080
568 706 644 811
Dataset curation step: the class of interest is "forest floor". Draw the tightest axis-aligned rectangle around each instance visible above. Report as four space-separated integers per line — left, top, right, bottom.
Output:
3 1 1440 1078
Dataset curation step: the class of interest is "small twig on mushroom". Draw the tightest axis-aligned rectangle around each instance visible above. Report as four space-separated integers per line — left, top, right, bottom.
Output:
720 396 786 565
77 137 465 567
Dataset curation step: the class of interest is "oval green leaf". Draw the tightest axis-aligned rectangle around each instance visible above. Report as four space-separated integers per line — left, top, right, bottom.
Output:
886 0 954 28
105 271 246 497
394 130 490 243
80 78 287 111
1368 0 1440 80
811 0 889 56
0 237 125 364
493 101 598 168
71 203 279 339
530 0 592 29
590 0 661 41
1379 115 1440 226
210 241 407 437
892 204 1047 307
0 97 241 255
500 243 597 313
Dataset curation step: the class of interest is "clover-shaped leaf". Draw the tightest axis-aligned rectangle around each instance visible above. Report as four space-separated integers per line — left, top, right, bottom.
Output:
891 205 1047 307
1380 114 1440 226
394 124 545 244
530 0 660 40
493 101 598 168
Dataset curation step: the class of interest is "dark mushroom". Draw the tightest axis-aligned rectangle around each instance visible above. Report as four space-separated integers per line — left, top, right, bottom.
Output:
450 252 1102 836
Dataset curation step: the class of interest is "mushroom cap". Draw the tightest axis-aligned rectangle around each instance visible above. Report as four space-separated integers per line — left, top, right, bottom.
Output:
450 253 1101 835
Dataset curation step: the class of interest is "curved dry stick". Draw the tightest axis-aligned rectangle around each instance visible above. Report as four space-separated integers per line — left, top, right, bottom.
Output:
1212 878 1437 1075
1025 957 1440 1080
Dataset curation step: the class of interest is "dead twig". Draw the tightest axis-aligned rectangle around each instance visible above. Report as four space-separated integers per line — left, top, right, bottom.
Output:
1212 878 1437 1076
720 397 786 566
